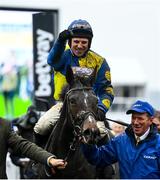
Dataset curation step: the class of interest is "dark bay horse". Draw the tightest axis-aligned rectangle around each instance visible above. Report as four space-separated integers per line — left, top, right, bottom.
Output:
37 66 116 179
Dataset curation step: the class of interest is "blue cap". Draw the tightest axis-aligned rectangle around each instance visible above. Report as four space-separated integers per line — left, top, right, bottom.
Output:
126 100 155 117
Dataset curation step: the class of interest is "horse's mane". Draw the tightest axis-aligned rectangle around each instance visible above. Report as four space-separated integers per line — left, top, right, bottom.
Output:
58 84 70 122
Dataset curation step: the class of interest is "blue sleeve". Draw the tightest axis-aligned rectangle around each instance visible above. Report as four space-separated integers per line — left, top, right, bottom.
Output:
47 39 67 70
81 138 118 168
94 59 114 113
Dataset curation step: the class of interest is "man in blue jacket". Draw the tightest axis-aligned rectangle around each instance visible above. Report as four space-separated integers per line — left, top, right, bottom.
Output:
34 19 114 139
81 100 160 179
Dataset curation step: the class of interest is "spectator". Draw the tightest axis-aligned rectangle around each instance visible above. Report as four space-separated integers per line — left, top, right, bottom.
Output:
153 110 160 133
1 62 18 119
81 100 160 178
0 50 19 119
0 117 67 179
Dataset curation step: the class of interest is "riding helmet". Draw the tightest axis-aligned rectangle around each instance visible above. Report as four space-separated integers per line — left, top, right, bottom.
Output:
68 19 93 49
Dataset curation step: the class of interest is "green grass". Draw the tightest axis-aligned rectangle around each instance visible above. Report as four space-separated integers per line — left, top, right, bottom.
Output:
0 93 32 120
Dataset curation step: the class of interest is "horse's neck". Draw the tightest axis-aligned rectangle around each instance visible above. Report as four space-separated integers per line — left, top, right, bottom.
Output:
45 98 75 158
58 100 74 141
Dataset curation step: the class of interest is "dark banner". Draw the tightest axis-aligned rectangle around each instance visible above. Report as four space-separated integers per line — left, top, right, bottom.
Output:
32 12 58 111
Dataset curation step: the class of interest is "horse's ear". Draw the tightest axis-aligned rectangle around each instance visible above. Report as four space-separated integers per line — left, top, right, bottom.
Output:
66 65 74 85
90 66 97 86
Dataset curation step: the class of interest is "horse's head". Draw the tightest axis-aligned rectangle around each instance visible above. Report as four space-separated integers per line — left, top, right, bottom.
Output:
64 66 101 144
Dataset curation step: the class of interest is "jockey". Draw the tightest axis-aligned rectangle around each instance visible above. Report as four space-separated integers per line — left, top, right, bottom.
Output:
34 19 114 142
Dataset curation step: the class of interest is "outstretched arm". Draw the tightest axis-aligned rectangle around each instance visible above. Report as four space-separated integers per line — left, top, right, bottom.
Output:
47 30 71 70
7 123 67 170
81 139 118 168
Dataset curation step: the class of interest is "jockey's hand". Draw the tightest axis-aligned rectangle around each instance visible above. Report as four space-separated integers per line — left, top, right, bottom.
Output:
97 108 106 121
59 30 71 42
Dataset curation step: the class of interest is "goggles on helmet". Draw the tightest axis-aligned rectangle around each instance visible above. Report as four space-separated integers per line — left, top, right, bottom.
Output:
68 19 93 39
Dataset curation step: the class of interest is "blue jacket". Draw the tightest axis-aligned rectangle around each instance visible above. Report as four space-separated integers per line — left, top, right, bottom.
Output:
81 124 160 179
47 39 114 113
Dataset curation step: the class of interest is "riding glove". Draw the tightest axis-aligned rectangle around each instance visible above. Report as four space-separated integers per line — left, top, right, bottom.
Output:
97 108 106 121
58 30 71 42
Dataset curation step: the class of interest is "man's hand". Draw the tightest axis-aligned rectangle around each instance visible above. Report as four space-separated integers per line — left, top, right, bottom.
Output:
45 157 67 176
59 30 71 42
49 157 67 169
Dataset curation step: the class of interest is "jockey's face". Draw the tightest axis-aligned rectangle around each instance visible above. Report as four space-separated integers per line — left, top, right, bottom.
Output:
71 37 89 57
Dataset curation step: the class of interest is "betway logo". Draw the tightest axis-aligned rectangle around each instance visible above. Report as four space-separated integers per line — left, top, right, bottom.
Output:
143 155 156 159
35 29 54 96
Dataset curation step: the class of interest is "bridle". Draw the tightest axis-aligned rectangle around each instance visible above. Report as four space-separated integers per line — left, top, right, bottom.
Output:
64 86 97 161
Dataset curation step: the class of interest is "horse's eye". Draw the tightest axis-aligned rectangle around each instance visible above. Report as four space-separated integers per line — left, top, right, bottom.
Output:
69 98 76 105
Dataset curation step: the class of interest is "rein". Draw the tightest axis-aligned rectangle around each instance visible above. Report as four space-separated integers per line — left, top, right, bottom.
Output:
64 136 79 161
106 118 129 127
64 112 96 161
